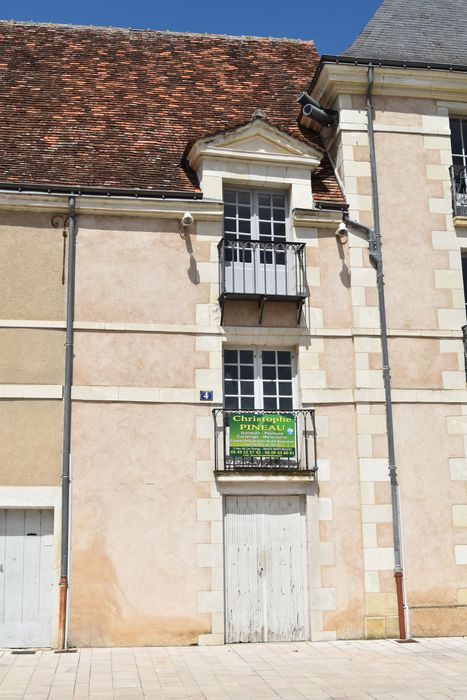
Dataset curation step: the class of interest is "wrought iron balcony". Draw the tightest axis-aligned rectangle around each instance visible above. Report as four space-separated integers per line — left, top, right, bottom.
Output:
450 165 467 216
212 408 317 474
217 238 308 324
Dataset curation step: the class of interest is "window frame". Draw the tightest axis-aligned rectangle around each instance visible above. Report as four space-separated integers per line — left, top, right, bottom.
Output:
223 186 290 244
222 347 298 411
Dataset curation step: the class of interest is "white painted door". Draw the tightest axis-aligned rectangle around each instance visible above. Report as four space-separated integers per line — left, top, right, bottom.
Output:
0 510 54 648
224 495 308 643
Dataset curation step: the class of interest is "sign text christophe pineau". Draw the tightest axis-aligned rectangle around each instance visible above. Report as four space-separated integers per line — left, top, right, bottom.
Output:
228 413 296 457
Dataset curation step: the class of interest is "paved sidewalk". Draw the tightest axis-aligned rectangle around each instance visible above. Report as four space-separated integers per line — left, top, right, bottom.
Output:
0 638 466 700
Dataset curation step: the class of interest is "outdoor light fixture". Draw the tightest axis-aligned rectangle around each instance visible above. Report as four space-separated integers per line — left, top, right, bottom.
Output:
335 221 349 244
181 211 194 227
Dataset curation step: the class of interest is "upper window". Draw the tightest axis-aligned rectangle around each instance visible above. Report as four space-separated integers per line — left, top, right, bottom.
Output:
223 348 294 411
450 118 467 215
223 189 287 246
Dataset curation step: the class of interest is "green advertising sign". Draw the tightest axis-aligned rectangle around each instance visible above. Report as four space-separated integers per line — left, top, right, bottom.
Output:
229 413 296 458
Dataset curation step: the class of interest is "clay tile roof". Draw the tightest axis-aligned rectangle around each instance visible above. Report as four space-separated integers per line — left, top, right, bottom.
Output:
0 21 344 204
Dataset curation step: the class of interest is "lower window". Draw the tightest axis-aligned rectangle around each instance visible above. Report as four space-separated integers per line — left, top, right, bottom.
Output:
223 348 294 410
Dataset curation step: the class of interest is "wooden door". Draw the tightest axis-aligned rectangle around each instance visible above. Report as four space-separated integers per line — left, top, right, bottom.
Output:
224 495 308 643
0 509 54 648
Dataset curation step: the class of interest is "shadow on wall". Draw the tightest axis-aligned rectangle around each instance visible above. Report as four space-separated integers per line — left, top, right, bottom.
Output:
337 239 350 289
183 231 200 285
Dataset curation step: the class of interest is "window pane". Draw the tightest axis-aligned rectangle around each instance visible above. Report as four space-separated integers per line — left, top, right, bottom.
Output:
262 350 276 364
240 350 254 364
259 221 272 237
224 190 236 203
224 380 238 394
240 365 254 379
278 365 292 380
273 208 285 222
263 381 276 396
272 194 285 207
259 206 271 220
451 119 463 155
462 256 467 307
273 223 286 238
238 205 250 219
279 397 293 410
239 219 251 234
238 191 250 205
279 382 292 396
224 218 236 233
262 365 276 380
224 365 238 379
278 351 291 364
224 350 238 363
241 397 255 410
264 397 277 410
258 193 270 205
224 204 236 218
225 396 238 409
240 381 254 395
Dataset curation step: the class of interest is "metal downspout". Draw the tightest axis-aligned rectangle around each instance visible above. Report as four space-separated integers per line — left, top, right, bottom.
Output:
58 196 77 650
348 65 408 640
366 64 407 640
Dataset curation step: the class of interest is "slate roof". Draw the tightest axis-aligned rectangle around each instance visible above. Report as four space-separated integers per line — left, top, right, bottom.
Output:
344 0 467 65
0 21 344 204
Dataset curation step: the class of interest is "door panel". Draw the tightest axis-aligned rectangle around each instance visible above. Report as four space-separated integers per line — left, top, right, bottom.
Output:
225 495 308 643
0 509 54 648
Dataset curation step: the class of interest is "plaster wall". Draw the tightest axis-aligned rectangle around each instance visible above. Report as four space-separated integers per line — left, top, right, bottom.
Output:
315 404 365 640
309 228 352 329
375 130 451 330
74 332 208 388
69 402 212 647
0 211 66 320
0 400 62 485
74 217 211 325
394 403 467 636
0 328 64 384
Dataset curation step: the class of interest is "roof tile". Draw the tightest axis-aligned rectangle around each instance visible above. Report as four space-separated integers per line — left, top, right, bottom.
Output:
0 21 344 203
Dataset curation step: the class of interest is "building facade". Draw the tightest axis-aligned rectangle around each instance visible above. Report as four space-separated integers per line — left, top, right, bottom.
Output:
1 0 467 648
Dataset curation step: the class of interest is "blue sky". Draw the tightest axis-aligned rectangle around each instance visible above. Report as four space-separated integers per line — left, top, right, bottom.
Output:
0 0 381 55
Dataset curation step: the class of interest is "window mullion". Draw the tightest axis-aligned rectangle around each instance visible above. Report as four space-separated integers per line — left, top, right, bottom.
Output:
252 190 259 241
255 348 263 409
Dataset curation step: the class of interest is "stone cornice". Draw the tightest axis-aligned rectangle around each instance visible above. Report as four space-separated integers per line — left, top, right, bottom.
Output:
293 207 343 229
0 191 224 220
311 62 467 108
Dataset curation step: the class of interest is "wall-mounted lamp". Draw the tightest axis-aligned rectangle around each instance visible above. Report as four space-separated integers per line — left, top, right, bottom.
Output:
335 221 349 245
179 211 194 239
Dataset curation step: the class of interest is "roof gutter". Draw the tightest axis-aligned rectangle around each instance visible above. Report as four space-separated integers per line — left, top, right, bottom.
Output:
0 181 203 199
309 53 467 94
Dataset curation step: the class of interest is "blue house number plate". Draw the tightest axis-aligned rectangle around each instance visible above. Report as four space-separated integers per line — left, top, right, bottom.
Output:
200 390 213 401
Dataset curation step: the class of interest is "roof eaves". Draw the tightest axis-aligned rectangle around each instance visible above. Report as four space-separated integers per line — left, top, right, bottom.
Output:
309 53 467 93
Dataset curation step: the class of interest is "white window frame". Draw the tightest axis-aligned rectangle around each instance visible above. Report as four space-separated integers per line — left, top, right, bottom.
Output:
223 187 291 243
223 347 298 411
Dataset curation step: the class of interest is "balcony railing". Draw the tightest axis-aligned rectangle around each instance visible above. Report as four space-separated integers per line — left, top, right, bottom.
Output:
217 238 308 324
450 165 467 216
212 409 317 473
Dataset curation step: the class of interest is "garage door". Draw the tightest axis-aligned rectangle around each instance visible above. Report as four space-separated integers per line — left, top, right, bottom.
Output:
224 495 308 643
0 510 54 648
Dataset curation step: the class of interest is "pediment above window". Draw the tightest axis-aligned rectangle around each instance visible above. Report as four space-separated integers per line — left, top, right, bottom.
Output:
187 118 323 172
